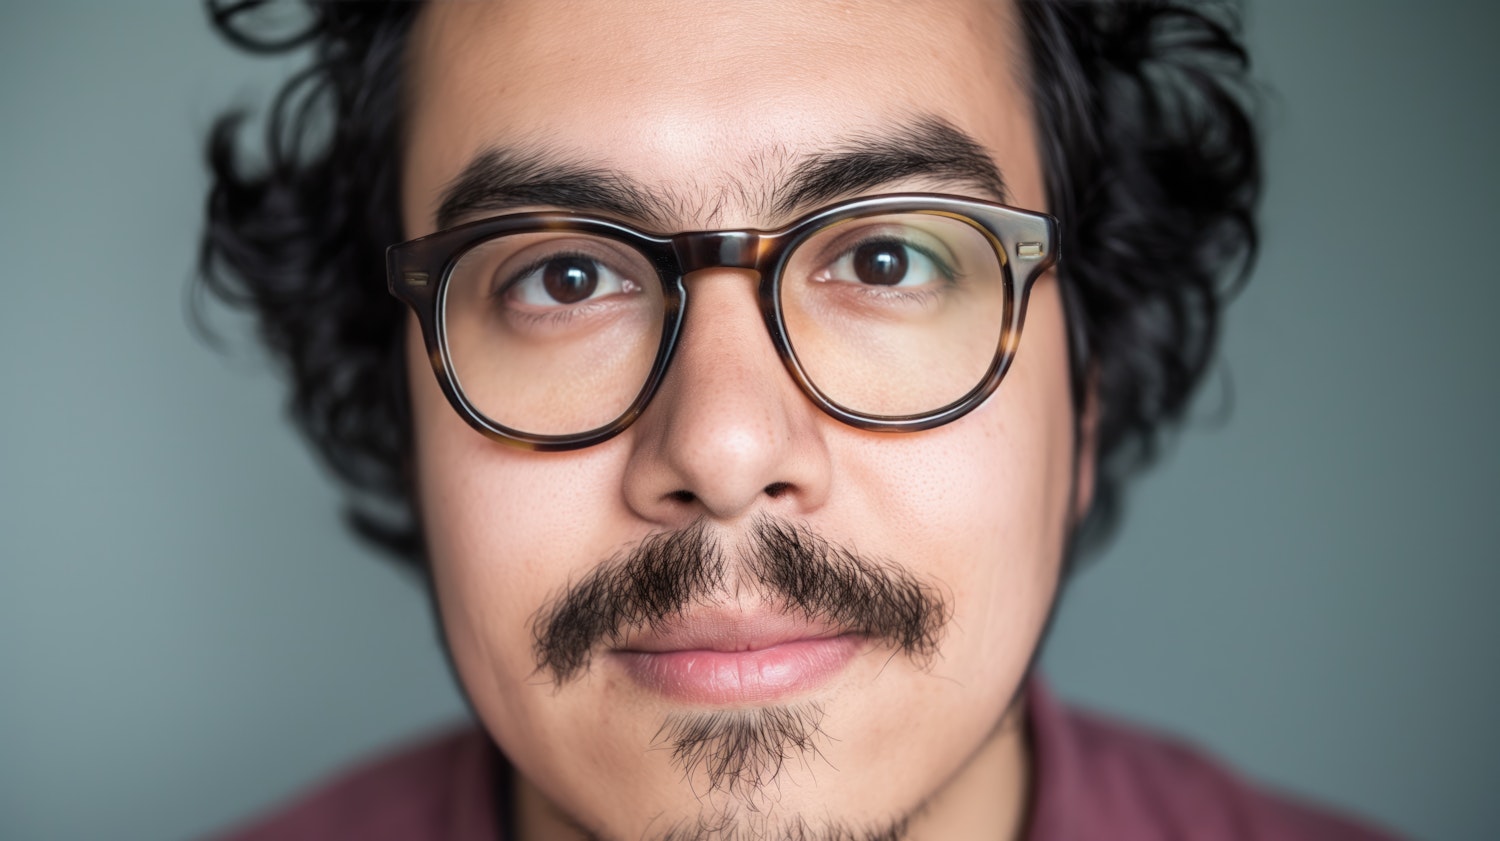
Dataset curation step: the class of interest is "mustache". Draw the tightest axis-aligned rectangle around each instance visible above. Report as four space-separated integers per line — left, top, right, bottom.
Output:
531 516 950 684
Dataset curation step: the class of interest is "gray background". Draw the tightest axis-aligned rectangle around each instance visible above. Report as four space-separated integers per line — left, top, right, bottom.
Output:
1 2 1495 839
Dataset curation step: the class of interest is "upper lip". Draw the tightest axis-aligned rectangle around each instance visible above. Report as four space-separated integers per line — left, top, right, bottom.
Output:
614 610 849 654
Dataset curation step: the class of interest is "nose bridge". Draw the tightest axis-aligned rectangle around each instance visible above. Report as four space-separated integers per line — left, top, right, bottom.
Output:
621 230 831 525
671 230 766 274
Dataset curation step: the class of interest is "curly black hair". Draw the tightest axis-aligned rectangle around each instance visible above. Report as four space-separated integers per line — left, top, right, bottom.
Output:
199 0 1260 569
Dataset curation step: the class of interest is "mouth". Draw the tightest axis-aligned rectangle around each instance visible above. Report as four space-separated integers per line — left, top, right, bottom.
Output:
609 612 864 705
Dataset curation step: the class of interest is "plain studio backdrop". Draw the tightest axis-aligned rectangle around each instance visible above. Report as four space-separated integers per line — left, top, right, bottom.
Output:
1 2 1495 840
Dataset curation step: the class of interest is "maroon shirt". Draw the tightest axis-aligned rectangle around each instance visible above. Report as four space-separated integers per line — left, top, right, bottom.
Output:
217 681 1401 840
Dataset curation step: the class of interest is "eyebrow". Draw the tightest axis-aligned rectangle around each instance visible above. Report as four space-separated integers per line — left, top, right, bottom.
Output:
432 115 1009 231
433 151 671 231
772 117 1008 216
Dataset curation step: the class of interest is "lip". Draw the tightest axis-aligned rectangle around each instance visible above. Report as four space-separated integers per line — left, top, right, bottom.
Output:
610 613 863 705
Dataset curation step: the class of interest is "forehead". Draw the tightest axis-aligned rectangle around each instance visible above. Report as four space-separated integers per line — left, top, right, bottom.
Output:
401 0 1041 232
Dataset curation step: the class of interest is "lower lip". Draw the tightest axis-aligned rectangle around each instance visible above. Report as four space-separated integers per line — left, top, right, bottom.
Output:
614 635 863 705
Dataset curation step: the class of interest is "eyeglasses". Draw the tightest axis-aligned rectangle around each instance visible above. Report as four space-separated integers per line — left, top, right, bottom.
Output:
387 193 1058 451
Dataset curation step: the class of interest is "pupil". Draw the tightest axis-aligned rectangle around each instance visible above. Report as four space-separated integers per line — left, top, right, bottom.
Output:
542 257 598 303
853 242 908 286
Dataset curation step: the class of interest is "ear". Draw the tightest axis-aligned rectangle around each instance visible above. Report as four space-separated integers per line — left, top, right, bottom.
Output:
1071 370 1099 524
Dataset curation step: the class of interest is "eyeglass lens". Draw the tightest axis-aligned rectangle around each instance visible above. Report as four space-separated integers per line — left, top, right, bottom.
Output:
439 212 1009 437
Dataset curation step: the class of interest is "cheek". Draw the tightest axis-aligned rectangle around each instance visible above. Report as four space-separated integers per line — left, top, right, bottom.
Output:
831 279 1074 672
964 279 1075 659
405 317 639 713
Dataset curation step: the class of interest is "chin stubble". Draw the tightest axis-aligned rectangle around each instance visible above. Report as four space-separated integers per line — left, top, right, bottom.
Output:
648 811 911 841
653 703 829 798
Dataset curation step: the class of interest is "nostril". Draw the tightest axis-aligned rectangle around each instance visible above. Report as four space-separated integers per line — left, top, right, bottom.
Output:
764 481 792 498
667 489 696 504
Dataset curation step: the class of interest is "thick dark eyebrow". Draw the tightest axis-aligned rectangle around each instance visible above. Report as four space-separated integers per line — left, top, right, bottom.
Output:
434 151 673 231
432 115 1008 231
771 116 1009 216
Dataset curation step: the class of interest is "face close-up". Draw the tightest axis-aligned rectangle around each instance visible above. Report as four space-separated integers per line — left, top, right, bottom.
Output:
14 0 1496 838
400 1 1080 838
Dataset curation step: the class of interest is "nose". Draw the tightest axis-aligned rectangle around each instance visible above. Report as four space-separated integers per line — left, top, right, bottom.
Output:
621 268 832 526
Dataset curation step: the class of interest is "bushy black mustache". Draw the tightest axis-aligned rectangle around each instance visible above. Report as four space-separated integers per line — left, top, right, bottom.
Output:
530 516 949 683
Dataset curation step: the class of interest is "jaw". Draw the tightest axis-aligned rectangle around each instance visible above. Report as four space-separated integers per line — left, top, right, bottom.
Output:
497 635 1039 841
511 705 1032 841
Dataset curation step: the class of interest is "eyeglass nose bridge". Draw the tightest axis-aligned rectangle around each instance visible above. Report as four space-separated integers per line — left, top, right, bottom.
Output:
670 230 770 274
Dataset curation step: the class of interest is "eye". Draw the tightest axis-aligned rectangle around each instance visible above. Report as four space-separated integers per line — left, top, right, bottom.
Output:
825 237 953 288
503 253 638 308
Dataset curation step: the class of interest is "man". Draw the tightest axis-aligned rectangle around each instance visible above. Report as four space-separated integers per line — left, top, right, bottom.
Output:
201 1 1397 839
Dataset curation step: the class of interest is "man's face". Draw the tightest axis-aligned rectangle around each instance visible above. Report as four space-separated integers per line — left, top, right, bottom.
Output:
401 1 1081 838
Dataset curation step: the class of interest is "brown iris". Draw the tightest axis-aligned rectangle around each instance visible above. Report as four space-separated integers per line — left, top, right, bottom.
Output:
542 256 598 303
852 241 908 286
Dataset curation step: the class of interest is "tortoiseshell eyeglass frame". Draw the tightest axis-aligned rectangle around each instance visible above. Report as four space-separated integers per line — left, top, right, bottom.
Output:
387 192 1059 452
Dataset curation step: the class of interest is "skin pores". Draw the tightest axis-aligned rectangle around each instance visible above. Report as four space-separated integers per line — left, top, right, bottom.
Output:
400 2 1084 839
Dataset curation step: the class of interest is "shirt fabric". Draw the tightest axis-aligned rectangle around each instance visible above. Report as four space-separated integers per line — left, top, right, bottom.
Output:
217 680 1401 840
